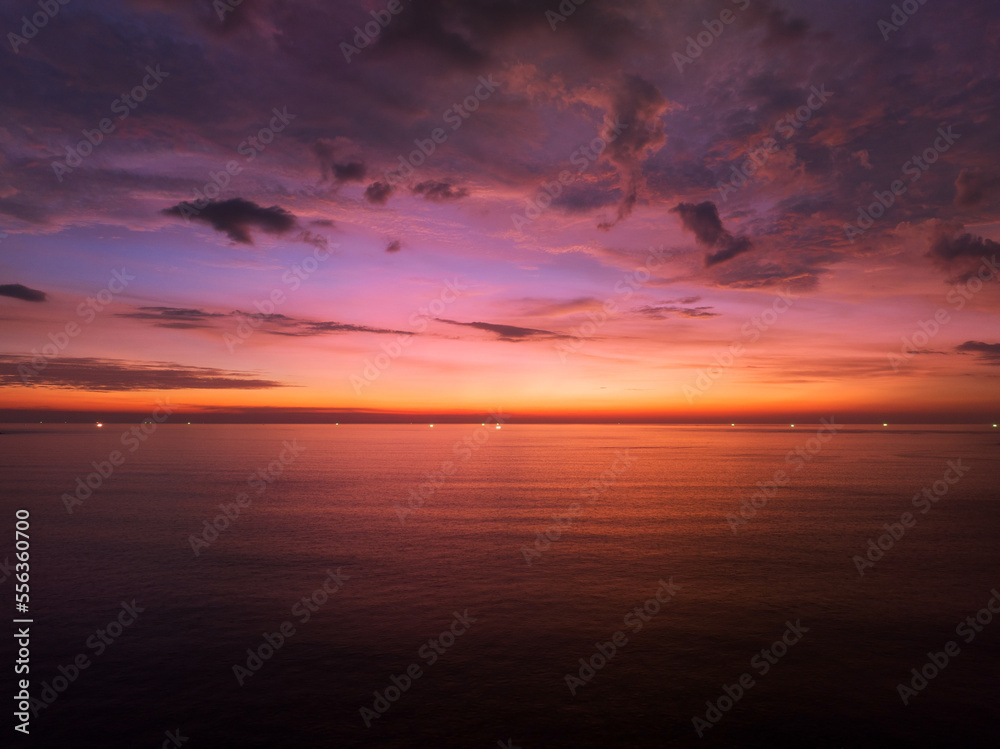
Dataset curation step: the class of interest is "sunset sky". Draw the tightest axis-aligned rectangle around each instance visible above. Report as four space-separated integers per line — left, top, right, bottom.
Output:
1 0 998 422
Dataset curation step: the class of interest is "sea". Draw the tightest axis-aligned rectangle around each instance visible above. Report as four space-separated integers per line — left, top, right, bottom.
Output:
0 423 998 747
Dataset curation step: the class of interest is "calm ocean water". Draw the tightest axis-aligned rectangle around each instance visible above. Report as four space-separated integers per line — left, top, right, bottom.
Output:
1 423 998 747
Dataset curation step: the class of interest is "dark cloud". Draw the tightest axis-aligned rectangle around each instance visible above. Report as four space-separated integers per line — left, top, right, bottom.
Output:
255 315 411 337
598 74 669 229
162 198 296 244
370 0 644 69
116 305 247 332
116 307 227 329
312 139 367 185
671 201 755 266
435 318 569 342
956 341 1000 363
671 202 726 246
120 306 410 337
760 7 811 46
117 307 222 327
0 283 47 302
370 1 491 66
706 235 754 266
0 199 48 225
364 181 395 205
927 224 1000 264
954 168 1000 208
604 75 669 168
0 356 284 390
633 302 719 319
412 181 469 202
296 230 331 250
333 162 366 182
385 239 402 253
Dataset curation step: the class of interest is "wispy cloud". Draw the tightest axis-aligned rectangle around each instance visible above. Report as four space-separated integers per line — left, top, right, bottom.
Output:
116 307 227 329
0 356 285 391
435 318 570 342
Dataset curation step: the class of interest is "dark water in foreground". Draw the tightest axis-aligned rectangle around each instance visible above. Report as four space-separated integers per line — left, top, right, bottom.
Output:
0 423 998 747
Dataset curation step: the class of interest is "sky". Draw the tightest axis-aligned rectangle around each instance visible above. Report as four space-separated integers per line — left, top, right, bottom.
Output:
0 0 998 422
